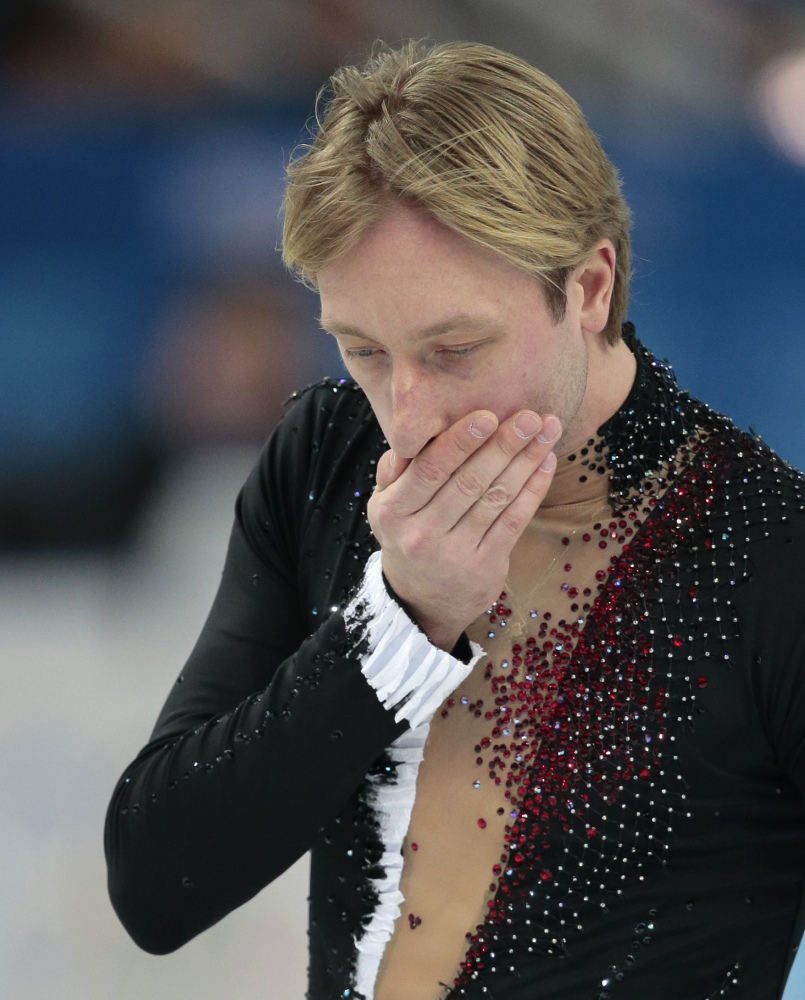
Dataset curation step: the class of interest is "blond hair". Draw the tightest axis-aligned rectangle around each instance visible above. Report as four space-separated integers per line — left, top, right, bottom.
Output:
282 40 632 345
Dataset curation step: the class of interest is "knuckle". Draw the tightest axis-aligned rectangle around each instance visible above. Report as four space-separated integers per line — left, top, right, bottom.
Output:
492 431 521 463
527 469 551 495
370 502 388 531
413 456 446 489
453 467 486 499
454 431 478 459
371 497 400 535
497 506 523 534
480 482 513 509
399 527 428 560
512 479 544 514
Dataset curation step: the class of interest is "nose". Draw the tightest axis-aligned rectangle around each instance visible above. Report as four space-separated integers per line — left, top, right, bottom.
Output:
387 362 449 459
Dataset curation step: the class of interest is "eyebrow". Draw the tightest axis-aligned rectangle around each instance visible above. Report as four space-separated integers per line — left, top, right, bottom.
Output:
317 314 502 343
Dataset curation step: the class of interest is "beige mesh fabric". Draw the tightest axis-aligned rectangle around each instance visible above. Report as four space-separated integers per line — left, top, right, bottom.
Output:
374 442 625 999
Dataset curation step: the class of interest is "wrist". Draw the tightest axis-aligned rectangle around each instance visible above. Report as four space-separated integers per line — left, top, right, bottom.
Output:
379 565 464 652
417 621 464 653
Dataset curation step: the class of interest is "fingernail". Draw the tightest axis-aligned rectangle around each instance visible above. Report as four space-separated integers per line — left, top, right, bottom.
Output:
539 451 557 472
471 415 497 438
514 412 540 439
390 450 396 469
538 416 562 443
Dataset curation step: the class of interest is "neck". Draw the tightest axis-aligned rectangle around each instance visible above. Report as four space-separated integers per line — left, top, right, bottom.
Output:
543 332 638 509
558 334 637 461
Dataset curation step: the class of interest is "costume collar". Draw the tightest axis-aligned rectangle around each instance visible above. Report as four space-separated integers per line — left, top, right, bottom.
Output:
541 322 696 512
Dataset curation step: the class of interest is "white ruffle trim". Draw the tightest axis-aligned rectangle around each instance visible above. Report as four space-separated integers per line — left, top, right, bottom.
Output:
344 550 486 999
343 549 485 729
352 724 429 999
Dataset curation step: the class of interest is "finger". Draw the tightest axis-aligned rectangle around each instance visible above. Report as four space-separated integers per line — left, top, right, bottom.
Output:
375 448 411 493
381 410 500 515
426 411 560 529
442 433 544 534
478 451 557 556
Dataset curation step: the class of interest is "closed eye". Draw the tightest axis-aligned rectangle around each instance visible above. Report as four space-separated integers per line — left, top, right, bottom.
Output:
341 344 482 361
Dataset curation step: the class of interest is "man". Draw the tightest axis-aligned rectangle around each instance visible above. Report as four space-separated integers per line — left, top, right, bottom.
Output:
106 41 805 1000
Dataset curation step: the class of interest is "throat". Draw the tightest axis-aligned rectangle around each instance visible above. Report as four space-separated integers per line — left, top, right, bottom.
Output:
540 432 612 509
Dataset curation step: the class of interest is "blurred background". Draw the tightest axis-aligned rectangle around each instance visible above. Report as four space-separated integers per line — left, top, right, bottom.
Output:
1 1 805 997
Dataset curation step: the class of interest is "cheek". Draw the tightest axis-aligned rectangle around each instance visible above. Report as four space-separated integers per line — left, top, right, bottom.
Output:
469 360 536 421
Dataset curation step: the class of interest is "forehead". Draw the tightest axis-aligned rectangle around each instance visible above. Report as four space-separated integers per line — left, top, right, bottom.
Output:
317 200 547 332
321 200 489 282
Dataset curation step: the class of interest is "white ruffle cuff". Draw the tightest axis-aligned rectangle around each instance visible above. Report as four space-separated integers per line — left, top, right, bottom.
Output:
343 549 485 729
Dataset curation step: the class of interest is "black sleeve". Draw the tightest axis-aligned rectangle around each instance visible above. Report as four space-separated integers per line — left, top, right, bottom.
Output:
104 387 409 955
776 621 805 794
759 606 805 795
738 519 805 795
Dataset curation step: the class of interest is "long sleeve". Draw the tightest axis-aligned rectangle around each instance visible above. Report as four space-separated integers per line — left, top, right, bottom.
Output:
104 381 480 955
736 517 805 796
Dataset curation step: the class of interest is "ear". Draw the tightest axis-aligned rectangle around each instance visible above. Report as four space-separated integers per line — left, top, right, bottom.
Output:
570 239 616 337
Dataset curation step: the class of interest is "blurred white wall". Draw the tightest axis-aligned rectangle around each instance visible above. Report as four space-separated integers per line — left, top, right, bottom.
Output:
0 448 309 1000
